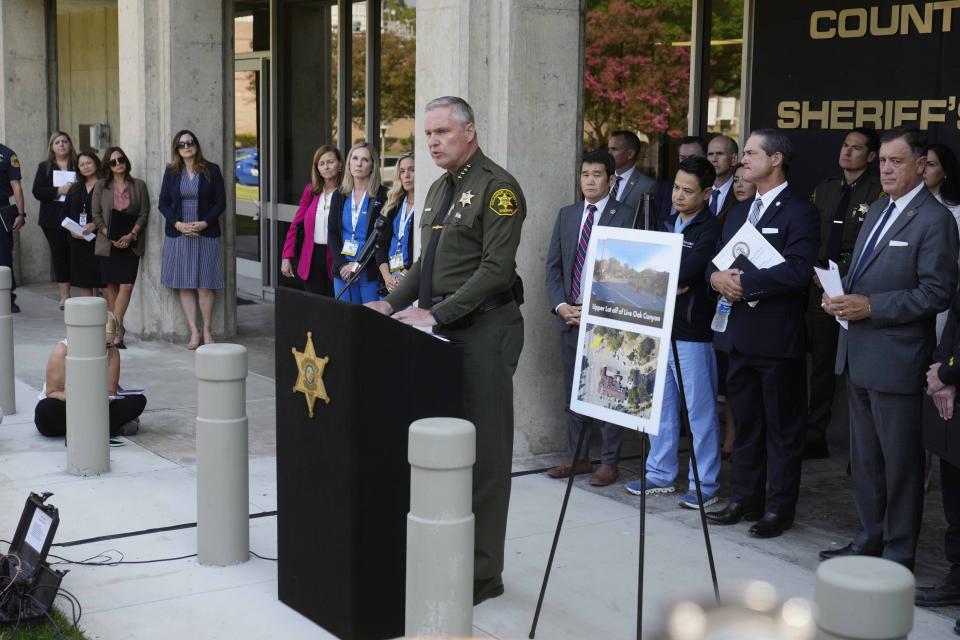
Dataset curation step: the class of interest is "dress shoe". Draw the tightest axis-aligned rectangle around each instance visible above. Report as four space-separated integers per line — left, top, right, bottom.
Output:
818 542 882 561
916 583 960 607
705 501 762 525
590 464 619 486
10 301 20 313
473 575 504 606
748 512 793 538
802 438 830 460
546 459 591 479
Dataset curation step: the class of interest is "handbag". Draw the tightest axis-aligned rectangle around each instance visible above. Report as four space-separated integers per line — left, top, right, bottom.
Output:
94 232 111 257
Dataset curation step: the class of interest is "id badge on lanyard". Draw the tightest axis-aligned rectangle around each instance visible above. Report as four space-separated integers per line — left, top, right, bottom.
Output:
342 193 367 257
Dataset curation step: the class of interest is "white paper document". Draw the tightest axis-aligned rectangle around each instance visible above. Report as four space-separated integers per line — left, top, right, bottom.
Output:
712 221 786 271
814 259 848 329
61 216 95 241
53 170 77 202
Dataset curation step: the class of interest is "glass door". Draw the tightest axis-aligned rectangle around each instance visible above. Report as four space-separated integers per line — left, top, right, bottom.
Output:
234 56 269 297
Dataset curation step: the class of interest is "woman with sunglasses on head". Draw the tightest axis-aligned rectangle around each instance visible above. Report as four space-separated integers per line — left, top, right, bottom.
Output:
328 141 388 303
32 131 79 308
64 151 103 297
376 153 415 296
92 146 150 349
280 144 344 296
158 130 226 349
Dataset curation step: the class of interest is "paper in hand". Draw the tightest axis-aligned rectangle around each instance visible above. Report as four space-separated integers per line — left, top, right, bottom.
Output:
814 260 847 329
61 216 95 241
53 170 77 202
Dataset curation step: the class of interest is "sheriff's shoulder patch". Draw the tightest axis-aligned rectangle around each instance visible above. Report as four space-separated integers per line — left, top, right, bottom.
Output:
10 154 20 169
489 188 518 217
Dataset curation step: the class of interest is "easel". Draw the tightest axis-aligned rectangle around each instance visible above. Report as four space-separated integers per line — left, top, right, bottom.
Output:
529 338 720 639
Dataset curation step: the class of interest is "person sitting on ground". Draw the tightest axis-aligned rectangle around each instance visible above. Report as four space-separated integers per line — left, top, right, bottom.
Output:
34 311 146 438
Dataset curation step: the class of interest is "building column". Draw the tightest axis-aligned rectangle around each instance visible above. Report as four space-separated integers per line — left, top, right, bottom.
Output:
415 0 583 457
117 0 236 340
0 0 51 286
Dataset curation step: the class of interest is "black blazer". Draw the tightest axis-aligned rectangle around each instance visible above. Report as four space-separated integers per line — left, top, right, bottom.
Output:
706 188 820 359
65 182 96 225
375 199 416 272
662 209 722 342
32 161 74 229
329 185 388 281
158 163 226 238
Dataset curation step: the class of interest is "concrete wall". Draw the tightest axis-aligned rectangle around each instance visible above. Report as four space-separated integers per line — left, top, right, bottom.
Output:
57 6 119 148
117 0 236 340
416 0 583 457
0 0 51 286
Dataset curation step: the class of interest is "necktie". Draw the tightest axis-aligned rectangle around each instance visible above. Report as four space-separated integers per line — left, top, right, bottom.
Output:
825 182 852 264
418 175 456 309
748 197 764 226
570 204 597 303
709 189 719 215
611 176 623 200
849 202 896 285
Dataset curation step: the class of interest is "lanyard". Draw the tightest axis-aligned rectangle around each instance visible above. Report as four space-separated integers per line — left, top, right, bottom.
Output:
395 200 415 244
350 191 368 241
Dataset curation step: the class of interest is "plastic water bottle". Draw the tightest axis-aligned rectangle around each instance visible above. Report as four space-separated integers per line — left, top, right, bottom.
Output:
711 297 732 333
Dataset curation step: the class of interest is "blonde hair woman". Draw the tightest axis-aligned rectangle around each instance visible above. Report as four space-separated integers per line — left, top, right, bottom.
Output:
328 142 388 303
376 153 415 294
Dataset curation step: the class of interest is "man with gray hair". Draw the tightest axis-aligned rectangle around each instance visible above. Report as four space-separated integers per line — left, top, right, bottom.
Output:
366 95 526 605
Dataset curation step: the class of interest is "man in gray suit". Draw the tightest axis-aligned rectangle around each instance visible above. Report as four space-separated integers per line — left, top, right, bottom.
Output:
545 149 634 486
607 130 656 225
822 127 960 568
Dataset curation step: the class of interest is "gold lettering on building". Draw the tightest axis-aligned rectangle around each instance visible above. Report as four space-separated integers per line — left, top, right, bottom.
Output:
809 2 960 39
777 98 960 130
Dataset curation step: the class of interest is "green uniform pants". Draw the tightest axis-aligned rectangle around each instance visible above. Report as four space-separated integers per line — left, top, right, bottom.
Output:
438 300 524 582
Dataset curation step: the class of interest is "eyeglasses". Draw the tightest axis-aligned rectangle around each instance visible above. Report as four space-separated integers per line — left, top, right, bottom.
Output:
108 157 127 167
177 140 196 149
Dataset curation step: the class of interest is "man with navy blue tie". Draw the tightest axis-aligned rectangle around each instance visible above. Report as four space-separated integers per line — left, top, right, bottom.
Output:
706 135 738 219
545 150 634 486
821 128 959 569
705 128 819 539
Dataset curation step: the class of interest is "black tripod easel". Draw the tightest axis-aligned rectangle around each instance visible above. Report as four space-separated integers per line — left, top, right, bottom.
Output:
529 338 720 640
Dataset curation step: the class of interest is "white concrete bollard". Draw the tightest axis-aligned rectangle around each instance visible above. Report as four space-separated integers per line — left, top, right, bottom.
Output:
815 557 914 639
65 297 110 476
405 417 476 639
196 344 249 566
0 267 14 416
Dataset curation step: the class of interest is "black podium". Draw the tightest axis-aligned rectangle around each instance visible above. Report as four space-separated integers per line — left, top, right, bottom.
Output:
275 289 464 640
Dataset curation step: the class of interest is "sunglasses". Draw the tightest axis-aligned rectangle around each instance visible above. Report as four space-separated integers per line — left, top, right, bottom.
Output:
177 140 196 149
108 157 127 167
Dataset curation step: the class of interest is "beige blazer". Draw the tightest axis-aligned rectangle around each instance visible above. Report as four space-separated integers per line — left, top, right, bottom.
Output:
91 177 150 256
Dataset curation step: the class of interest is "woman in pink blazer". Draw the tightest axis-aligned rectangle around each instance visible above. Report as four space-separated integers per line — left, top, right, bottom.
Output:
280 144 344 296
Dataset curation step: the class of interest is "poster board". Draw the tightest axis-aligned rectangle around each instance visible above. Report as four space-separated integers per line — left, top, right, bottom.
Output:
569 227 683 435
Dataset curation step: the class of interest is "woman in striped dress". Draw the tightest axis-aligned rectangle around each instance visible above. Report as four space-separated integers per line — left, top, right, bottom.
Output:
158 130 226 349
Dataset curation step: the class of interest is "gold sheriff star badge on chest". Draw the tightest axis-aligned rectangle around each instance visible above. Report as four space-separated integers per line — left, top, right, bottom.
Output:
459 190 475 207
291 331 330 418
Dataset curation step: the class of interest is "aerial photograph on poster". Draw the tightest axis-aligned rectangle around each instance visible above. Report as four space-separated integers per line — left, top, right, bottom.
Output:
588 238 671 329
576 323 660 419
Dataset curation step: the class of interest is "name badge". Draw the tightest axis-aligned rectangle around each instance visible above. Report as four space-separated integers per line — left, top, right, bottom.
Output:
79 213 87 226
389 253 405 272
342 240 359 256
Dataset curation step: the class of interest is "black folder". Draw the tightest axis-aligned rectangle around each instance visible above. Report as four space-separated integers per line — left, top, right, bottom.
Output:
922 395 960 467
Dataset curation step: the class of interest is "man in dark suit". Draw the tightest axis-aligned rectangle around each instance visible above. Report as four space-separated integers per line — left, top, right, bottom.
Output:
918 291 960 609
821 127 959 569
706 135 739 220
607 130 656 226
705 128 820 538
545 149 634 486
804 127 882 459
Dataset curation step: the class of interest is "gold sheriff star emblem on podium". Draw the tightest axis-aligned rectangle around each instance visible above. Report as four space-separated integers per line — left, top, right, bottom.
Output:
291 331 330 418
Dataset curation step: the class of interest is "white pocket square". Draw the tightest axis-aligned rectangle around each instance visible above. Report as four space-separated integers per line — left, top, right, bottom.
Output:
889 240 908 247
761 227 778 234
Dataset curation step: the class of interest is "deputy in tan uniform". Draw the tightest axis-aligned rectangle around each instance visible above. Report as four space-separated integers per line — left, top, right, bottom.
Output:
366 96 525 606
805 127 883 459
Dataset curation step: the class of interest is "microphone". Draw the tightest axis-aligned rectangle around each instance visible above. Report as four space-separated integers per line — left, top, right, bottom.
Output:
351 214 389 273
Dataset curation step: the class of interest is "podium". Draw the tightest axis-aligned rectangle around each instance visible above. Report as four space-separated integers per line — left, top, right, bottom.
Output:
275 289 464 640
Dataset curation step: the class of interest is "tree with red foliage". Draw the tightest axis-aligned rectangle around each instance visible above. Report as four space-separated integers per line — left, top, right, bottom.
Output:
584 0 691 143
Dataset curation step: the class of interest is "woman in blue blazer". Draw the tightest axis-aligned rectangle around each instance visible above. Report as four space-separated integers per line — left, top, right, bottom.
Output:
158 130 226 349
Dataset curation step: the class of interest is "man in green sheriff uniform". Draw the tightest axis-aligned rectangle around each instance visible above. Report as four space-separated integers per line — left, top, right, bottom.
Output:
366 96 525 606
805 127 883 459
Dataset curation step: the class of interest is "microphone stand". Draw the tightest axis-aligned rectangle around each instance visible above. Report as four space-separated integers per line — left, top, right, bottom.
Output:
336 215 388 301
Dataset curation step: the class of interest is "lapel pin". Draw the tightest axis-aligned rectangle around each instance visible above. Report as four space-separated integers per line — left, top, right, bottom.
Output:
775 201 781 207
906 210 915 217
